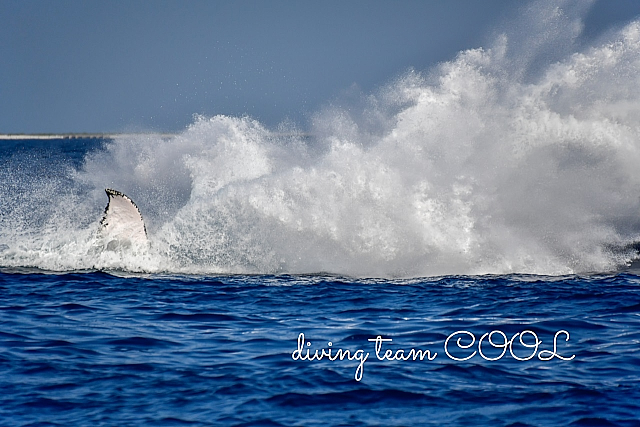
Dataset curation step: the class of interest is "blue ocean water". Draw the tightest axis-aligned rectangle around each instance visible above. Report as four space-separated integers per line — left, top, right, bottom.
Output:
1 270 639 426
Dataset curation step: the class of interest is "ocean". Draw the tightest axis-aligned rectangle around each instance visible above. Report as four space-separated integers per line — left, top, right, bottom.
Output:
0 270 639 426
3 5 640 426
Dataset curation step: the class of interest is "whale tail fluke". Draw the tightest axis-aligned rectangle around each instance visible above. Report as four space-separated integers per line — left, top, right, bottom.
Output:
99 188 148 251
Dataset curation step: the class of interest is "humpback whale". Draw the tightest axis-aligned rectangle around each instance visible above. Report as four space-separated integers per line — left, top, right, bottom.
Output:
99 188 148 250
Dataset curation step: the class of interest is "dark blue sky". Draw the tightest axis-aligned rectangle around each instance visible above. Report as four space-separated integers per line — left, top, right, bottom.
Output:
1 0 639 133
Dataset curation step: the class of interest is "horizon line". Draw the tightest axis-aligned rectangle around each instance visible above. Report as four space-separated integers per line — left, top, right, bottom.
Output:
0 133 178 140
0 131 313 140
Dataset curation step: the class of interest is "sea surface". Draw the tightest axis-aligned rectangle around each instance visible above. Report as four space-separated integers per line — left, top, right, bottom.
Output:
1 270 639 426
4 6 640 424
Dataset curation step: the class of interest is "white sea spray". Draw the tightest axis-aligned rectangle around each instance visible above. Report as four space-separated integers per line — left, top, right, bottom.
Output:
2 1 640 276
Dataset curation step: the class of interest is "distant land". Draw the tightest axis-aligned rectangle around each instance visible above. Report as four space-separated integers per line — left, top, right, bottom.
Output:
0 133 177 140
0 132 310 140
